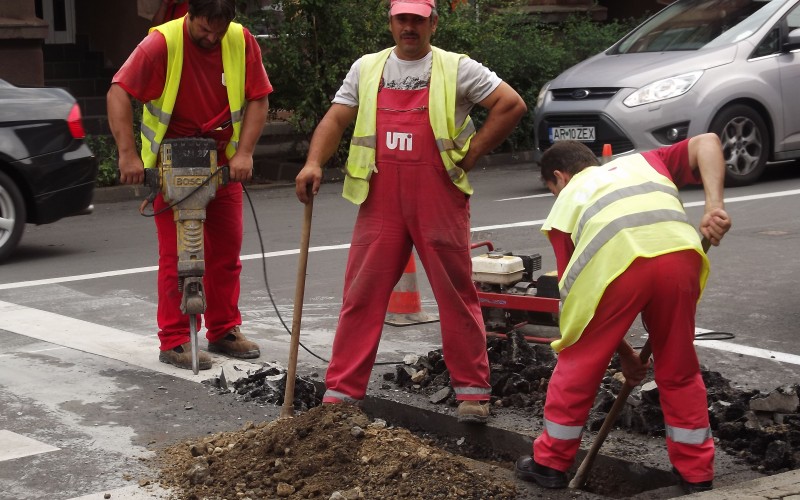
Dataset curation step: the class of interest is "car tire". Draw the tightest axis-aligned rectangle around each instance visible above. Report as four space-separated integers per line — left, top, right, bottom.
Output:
709 104 769 186
0 170 26 262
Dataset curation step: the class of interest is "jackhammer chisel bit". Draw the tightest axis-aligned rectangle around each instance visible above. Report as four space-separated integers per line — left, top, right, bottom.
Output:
157 138 227 374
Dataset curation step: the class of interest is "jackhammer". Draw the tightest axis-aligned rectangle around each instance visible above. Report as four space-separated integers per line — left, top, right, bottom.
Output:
143 138 229 374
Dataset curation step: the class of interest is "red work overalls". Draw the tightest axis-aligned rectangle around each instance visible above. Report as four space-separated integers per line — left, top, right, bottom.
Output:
323 83 491 403
534 251 714 483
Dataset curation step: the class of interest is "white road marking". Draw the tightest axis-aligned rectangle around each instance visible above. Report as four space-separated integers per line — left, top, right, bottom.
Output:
496 193 553 201
4 188 797 292
0 430 59 462
695 327 800 365
0 300 262 383
0 346 67 358
497 186 800 203
66 484 172 499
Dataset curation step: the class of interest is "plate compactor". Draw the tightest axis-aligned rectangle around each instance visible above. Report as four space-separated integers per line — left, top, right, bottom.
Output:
470 241 561 342
144 138 229 374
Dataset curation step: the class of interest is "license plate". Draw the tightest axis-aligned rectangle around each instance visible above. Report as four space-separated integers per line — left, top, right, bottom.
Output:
549 126 596 143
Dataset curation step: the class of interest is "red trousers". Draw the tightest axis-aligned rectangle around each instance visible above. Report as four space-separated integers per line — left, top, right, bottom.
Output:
323 86 491 403
534 250 714 483
153 182 243 350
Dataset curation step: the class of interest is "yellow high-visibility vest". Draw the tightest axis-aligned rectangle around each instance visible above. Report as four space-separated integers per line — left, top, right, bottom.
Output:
542 154 709 351
342 46 477 204
140 18 245 168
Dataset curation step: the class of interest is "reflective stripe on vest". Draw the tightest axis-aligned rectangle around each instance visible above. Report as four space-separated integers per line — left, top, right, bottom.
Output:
140 18 246 168
544 418 583 441
562 207 689 298
342 46 476 205
542 154 709 352
666 424 712 445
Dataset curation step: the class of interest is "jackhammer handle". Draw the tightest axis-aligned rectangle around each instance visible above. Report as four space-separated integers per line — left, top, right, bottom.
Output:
220 165 230 185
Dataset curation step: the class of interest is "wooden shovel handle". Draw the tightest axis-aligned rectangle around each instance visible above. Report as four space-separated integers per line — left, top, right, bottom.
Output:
280 189 314 419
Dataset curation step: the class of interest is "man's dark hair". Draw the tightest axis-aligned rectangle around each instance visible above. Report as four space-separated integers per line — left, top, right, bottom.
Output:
539 141 599 184
189 0 236 24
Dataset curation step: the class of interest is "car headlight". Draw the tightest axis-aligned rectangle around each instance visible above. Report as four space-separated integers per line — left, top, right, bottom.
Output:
535 81 551 110
623 71 703 107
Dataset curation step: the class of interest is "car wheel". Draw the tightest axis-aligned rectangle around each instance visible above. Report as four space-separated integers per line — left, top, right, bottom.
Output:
0 170 26 262
709 104 769 186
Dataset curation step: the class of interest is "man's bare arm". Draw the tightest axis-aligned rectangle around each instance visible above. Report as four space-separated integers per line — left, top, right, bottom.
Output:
687 133 732 246
459 82 527 172
228 96 269 183
107 83 144 185
295 104 358 203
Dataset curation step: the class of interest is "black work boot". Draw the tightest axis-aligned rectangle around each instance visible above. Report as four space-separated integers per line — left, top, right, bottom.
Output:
515 456 568 489
672 467 713 494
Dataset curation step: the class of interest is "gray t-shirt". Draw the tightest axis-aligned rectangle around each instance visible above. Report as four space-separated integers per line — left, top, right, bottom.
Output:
332 50 502 126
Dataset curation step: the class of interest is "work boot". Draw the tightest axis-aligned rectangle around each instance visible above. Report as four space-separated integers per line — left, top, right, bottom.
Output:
456 400 490 424
208 326 261 359
515 456 568 489
159 342 212 370
672 467 713 494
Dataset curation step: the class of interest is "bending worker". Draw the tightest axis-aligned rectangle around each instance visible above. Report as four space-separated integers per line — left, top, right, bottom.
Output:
294 0 527 423
515 134 731 492
107 0 272 369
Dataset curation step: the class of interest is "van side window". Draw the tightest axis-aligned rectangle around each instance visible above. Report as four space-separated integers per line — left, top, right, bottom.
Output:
788 6 800 29
753 28 780 58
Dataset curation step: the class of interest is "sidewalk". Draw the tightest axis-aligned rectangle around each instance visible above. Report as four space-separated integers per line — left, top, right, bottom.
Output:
90 150 537 205
690 469 800 499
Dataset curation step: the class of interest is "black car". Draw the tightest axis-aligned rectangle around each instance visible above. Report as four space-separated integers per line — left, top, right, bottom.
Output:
0 79 97 262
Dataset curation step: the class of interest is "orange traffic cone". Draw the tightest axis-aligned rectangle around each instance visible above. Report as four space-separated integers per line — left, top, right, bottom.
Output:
384 254 439 327
600 143 613 165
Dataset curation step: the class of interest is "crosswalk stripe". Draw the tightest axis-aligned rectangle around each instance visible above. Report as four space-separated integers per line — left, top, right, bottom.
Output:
0 300 262 383
0 430 59 462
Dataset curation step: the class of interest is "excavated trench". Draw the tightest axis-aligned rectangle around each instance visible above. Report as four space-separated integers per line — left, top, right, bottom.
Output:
159 330 800 499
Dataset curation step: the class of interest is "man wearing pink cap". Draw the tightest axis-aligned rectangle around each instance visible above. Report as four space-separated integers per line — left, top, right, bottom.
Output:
295 0 527 423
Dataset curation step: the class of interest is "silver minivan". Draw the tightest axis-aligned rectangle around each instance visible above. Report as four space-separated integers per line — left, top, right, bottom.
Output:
533 0 800 185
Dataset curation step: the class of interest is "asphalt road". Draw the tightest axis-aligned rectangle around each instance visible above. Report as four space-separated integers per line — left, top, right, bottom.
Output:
1 159 799 499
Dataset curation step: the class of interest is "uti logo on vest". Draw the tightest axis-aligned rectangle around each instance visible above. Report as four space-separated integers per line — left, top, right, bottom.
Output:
386 132 413 151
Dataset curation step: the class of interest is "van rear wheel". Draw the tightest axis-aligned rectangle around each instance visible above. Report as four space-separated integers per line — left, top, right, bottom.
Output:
709 104 768 186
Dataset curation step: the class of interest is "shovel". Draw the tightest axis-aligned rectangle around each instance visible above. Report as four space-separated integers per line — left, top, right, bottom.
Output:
280 188 314 419
568 237 711 489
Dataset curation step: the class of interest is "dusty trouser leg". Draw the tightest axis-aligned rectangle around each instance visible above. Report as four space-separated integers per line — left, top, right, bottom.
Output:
534 258 653 471
323 162 411 403
643 250 714 484
202 183 244 342
154 192 194 350
406 163 490 400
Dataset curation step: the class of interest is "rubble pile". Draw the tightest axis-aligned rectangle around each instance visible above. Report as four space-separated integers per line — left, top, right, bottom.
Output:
202 362 323 412
389 332 800 473
157 404 519 499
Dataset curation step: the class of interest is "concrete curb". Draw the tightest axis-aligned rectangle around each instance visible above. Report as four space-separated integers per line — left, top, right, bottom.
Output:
91 150 537 205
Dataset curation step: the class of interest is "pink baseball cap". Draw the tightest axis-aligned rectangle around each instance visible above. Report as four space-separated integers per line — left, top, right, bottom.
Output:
390 0 436 17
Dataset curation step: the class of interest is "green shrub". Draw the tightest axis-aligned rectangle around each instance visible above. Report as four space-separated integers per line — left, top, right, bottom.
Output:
86 134 119 187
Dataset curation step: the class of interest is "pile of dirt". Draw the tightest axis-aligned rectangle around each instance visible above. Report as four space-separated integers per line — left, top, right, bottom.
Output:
390 333 800 474
156 404 519 500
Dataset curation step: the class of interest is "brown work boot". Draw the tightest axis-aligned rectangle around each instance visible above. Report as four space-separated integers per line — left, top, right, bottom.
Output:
208 326 261 359
159 342 212 370
457 400 490 424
